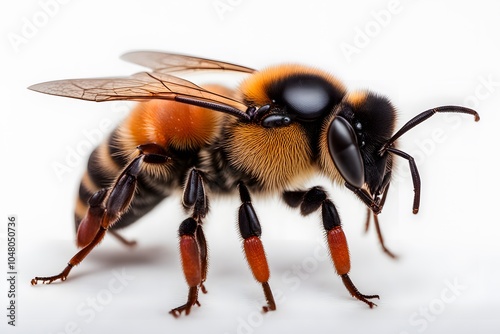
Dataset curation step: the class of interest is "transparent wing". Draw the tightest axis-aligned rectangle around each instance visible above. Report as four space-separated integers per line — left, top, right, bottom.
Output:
28 71 251 120
121 51 256 74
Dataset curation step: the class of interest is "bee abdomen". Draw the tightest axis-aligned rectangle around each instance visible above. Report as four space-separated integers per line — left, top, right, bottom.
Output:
74 128 175 232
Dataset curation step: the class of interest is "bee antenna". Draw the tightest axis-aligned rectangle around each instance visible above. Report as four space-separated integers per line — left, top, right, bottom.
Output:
380 105 479 214
380 106 480 154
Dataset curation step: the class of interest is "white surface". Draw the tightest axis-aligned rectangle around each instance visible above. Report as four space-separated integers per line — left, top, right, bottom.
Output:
0 0 498 333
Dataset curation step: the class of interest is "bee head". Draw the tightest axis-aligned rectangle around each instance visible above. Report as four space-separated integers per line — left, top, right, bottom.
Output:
321 91 397 198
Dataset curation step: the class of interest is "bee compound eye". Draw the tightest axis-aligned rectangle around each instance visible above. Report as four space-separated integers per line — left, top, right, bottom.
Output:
327 116 365 189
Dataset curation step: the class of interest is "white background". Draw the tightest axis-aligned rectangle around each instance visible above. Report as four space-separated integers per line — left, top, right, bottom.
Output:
1 0 499 333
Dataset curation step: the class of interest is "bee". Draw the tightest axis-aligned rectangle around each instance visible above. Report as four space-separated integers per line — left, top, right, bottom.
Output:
29 51 479 316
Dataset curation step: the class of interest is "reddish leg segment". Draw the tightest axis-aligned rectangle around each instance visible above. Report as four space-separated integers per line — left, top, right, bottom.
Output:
170 218 202 317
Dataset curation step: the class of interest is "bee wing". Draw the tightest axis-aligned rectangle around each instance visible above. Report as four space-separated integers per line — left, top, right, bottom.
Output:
121 51 256 74
28 71 251 120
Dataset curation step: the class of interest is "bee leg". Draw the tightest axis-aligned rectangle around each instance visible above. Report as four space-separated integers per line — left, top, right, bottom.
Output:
365 179 397 258
170 168 209 317
364 208 372 232
283 187 380 308
170 218 203 317
31 224 108 285
196 223 208 294
31 144 170 286
365 209 397 259
109 230 137 247
237 182 276 312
